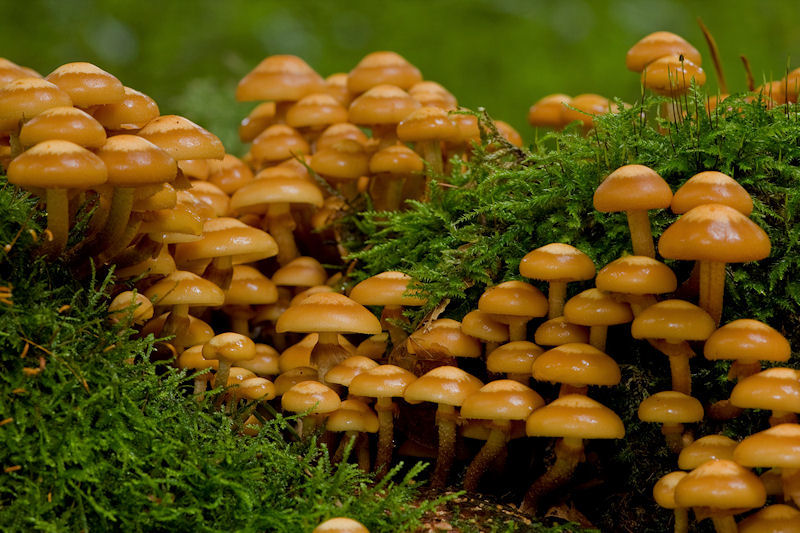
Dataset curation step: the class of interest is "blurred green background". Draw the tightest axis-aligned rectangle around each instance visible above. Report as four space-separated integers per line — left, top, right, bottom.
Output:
3 0 798 153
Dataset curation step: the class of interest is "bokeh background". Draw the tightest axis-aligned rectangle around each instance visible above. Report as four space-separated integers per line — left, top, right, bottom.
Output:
3 0 798 153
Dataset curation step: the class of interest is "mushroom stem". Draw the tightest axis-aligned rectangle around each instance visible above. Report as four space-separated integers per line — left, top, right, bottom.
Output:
193 378 207 400
624 294 658 317
559 384 589 397
44 188 70 256
507 372 529 385
371 175 406 212
547 281 567 319
267 203 299 266
589 326 608 351
214 359 232 398
333 431 357 463
163 304 190 353
421 141 443 176
709 515 737 533
96 186 135 255
699 260 726 325
650 339 693 395
374 397 395 477
673 508 689 533
661 422 686 454
312 332 352 383
519 436 584 514
431 404 458 489
507 318 529 343
626 209 656 258
381 305 409 348
782 467 800 507
464 421 509 492
204 255 234 291
727 360 761 381
769 410 798 426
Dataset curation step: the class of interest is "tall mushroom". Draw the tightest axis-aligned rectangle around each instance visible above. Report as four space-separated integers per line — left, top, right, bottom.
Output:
519 243 595 319
593 164 673 258
659 204 771 325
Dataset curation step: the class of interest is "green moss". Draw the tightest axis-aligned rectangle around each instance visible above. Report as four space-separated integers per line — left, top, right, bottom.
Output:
0 182 443 532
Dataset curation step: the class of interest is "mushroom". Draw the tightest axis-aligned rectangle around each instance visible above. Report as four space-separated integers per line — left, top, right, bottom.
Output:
520 394 624 514
312 517 370 533
460 379 544 491
235 55 325 120
250 124 310 170
519 243 595 319
678 434 738 471
730 368 800 426
738 504 800 533
733 423 800 506
202 332 257 400
223 265 278 336
310 138 369 202
349 271 427 349
326 399 379 471
7 140 107 255
408 81 457 110
659 204 770 326
324 73 352 107
236 343 280 379
396 106 458 180
638 391 704 453
276 293 382 379
403 365 483 489
324 355 379 398
108 290 153 326
461 310 510 356
533 317 589 348
593 164 673 258
406 318 482 373
18 106 106 149
671 171 753 216
281 380 341 437
274 367 319 396
478 281 548 342
595 255 677 316
631 299 715 395
347 51 422 95
563 288 633 351
486 341 542 384
348 85 420 149
173 217 278 291
527 94 572 130
207 154 254 195
45 62 124 110
368 143 424 211
674 459 765 533
532 342 621 397
653 471 689 533
177 345 219 397
0 77 72 156
92 86 160 134
561 94 618 132
286 93 348 145
348 364 416 475
626 32 702 73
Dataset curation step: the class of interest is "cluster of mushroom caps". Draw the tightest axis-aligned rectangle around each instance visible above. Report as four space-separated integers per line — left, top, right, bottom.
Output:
234 50 522 227
593 163 800 533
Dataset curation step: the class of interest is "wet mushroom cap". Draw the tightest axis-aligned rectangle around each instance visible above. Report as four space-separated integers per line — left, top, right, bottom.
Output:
478 281 548 318
286 93 348 129
272 256 328 288
92 86 160 131
324 355 380 387
595 256 677 295
349 271 426 307
534 317 590 346
532 343 621 387
674 459 765 510
348 84 421 126
369 143 424 174
561 94 618 128
144 270 225 307
138 115 225 161
207 154 254 194
637 391 704 424
404 365 483 406
626 31 702 73
563 288 633 326
631 299 715 341
174 217 278 265
678 434 738 470
274 367 319 395
202 332 257 363
526 394 624 439
671 171 753 216
237 344 280 376
0 77 72 130
18 106 106 148
733 423 800 469
45 62 124 108
461 310 510 345
730 368 800 412
407 318 482 359
593 164 672 213
224 265 278 305
528 93 572 128
236 55 325 102
95 134 177 187
8 139 107 189
642 55 706 96
347 51 422 94
738 504 800 533
276 292 382 335
486 341 544 375
326 400 380 433
348 364 416 398
461 380 544 421
704 319 790 363
653 471 688 509
251 124 310 164
396 106 459 142
281 380 341 414
312 517 370 533
519 243 595 282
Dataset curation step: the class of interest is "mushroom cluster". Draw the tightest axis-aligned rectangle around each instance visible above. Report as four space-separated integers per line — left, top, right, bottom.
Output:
3 27 799 531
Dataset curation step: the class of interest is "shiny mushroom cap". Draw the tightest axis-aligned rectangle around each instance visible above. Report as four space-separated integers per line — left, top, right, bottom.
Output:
631 299 715 342
348 364 416 399
674 459 765 511
532 343 621 387
704 319 790 363
347 51 422 94
519 243 595 282
730 367 800 412
349 271 426 307
678 434 738 470
526 394 624 439
596 255 677 295
626 31 702 73
671 171 753 216
593 164 672 213
403 365 483 406
637 391 704 424
460 379 544 421
276 292 381 335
